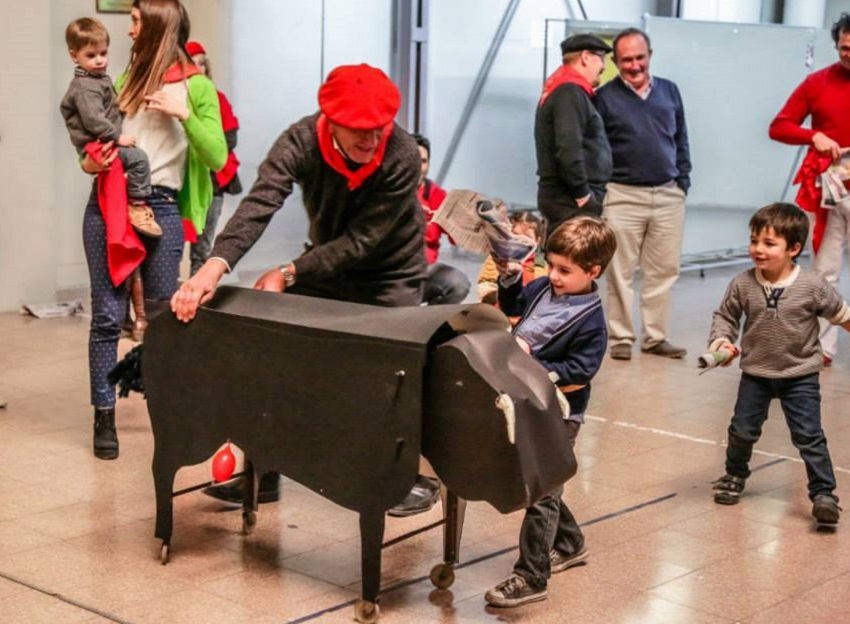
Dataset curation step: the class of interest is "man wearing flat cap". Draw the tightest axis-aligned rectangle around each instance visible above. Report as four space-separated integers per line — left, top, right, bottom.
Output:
535 33 613 235
172 64 428 504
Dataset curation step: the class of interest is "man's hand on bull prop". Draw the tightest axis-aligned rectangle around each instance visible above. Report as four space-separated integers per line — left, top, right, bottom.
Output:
171 259 228 322
252 263 296 293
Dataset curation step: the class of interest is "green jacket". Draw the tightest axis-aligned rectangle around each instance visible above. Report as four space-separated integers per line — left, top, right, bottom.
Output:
115 71 226 234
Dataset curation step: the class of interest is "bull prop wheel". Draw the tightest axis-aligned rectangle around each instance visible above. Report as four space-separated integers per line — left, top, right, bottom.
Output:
354 599 380 623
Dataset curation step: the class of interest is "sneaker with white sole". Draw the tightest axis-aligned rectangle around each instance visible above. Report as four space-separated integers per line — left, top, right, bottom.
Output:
712 473 746 505
550 547 589 573
485 574 547 608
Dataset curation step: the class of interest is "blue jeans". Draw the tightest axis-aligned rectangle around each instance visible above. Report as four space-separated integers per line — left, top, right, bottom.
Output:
726 372 836 501
514 420 583 589
83 185 183 408
421 262 470 305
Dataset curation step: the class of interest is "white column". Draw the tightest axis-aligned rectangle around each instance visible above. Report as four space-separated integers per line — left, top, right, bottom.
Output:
783 0 826 28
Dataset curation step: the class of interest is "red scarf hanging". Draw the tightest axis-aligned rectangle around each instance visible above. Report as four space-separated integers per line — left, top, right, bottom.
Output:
793 149 834 254
84 142 147 287
215 90 240 188
316 114 392 190
539 65 595 106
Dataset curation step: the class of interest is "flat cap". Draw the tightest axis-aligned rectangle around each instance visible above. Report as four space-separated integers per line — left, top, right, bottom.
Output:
318 64 400 129
560 33 612 55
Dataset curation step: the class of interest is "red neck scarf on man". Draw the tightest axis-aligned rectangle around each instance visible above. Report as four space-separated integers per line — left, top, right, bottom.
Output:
316 114 393 190
539 64 595 106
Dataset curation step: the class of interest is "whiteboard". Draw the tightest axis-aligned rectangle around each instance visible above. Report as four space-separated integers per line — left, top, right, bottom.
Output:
643 16 818 210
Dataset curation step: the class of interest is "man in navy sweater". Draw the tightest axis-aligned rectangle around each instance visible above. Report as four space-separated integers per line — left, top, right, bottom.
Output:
596 28 691 361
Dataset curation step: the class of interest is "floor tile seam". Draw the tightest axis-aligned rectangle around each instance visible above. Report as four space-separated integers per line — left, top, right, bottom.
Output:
585 414 850 475
0 568 133 623
646 584 792 621
284 492 679 623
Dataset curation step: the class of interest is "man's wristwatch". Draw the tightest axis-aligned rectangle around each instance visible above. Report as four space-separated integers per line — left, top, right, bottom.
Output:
279 264 296 287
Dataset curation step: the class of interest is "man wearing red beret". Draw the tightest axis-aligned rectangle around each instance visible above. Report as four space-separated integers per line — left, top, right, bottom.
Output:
172 64 429 504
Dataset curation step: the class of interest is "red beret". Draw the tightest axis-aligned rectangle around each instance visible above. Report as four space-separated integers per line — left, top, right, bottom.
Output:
318 64 400 129
186 41 206 57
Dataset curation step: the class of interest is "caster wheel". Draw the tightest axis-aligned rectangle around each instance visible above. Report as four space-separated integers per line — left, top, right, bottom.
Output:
242 510 257 535
354 599 380 623
160 542 170 565
429 563 455 589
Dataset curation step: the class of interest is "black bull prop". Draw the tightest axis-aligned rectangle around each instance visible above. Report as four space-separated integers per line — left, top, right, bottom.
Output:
143 286 577 620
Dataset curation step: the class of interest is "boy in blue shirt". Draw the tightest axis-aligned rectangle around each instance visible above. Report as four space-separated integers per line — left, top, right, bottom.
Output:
485 216 617 607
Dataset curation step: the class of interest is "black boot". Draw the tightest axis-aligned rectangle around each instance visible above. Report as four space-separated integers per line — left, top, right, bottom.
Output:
203 471 280 505
93 407 119 460
387 475 440 517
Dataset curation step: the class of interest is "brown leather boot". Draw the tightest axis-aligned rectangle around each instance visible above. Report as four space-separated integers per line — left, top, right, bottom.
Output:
128 201 163 238
130 270 147 342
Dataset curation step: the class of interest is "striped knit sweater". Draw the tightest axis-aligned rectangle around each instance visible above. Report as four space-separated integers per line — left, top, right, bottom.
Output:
709 266 850 378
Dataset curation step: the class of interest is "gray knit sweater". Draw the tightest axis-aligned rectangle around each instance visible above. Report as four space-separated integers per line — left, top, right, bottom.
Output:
709 266 850 378
59 68 122 154
211 113 426 306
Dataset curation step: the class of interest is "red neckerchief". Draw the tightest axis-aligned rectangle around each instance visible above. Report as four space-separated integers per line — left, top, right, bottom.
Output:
539 65 594 106
316 114 392 190
162 60 202 84
793 149 834 253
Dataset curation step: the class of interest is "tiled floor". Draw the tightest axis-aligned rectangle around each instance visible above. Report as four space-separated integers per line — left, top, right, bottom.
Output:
1 263 850 623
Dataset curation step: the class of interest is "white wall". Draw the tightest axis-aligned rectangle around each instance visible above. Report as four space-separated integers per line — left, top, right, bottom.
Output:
224 0 392 276
0 0 220 313
426 0 652 206
0 1 55 310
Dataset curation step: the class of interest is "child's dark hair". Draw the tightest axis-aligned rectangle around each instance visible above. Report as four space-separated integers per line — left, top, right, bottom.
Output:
546 216 617 273
509 210 541 237
66 18 110 51
749 202 808 259
411 133 430 156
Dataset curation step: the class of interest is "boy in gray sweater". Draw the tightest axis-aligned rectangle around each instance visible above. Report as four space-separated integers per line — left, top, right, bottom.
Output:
708 202 850 527
60 17 160 237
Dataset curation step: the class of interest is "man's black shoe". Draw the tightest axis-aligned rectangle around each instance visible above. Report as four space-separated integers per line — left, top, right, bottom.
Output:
203 471 280 505
387 475 440 517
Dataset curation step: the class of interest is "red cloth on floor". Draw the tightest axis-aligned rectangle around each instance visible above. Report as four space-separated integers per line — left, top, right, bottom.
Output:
84 142 146 287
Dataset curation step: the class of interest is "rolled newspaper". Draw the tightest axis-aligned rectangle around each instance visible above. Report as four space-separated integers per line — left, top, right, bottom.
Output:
697 350 732 369
476 200 537 262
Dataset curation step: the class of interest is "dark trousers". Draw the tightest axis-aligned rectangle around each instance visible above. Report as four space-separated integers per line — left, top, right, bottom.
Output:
83 185 183 408
422 262 471 305
190 194 224 276
514 420 583 588
117 146 151 199
726 372 836 501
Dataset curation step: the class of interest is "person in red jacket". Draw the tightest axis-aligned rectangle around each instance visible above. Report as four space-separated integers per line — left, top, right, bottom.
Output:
769 12 850 367
413 134 471 306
